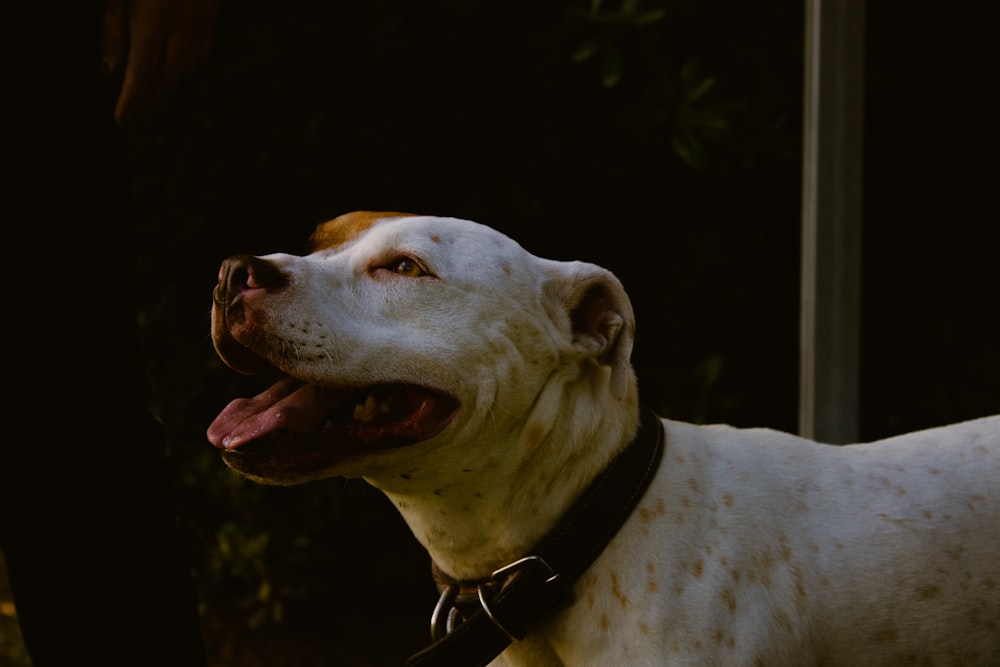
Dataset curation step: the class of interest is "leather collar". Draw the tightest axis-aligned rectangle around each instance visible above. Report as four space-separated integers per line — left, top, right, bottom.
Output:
407 407 665 667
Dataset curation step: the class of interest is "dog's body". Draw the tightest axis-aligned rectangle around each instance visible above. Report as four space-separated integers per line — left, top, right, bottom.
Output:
208 211 999 665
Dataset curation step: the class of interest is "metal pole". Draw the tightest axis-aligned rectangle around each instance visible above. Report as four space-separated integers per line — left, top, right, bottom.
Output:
799 0 865 443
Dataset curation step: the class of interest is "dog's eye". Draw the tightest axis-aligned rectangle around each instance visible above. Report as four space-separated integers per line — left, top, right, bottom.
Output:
392 258 426 277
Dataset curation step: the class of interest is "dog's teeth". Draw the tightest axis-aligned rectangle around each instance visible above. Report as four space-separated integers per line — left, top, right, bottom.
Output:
353 394 392 423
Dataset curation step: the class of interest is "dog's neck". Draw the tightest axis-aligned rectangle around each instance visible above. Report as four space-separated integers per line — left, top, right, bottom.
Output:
367 388 641 581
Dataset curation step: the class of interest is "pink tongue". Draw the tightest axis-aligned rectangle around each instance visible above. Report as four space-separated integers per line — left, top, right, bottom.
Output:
207 377 340 450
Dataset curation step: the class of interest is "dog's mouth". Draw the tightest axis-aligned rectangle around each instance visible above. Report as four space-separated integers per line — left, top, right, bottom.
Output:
207 376 459 480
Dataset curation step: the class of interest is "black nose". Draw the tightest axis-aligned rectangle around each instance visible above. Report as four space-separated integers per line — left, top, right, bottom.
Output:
214 255 287 308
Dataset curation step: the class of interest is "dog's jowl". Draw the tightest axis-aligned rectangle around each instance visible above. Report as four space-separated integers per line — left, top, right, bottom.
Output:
208 211 1000 666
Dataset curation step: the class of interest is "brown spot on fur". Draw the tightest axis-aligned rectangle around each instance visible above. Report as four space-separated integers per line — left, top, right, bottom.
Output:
793 565 807 598
871 629 898 643
724 492 734 508
757 547 776 572
916 584 942 599
946 545 966 561
692 560 704 578
611 572 629 608
640 623 650 635
648 579 658 593
600 613 609 630
430 234 441 243
721 587 737 612
773 610 793 632
524 421 546 450
308 211 416 251
647 562 655 574
687 478 700 493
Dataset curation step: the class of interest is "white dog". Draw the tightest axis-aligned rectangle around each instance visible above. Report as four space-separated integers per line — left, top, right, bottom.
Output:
208 211 999 666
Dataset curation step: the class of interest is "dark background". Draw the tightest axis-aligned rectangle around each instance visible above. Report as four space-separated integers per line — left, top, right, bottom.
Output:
4 1 997 665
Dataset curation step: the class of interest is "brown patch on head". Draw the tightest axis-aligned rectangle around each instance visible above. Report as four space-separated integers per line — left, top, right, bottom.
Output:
308 210 418 252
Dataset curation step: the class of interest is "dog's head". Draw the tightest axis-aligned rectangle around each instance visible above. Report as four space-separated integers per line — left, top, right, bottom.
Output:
207 211 636 485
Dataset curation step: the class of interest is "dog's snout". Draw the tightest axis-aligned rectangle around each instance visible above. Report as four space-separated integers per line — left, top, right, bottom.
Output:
215 255 287 307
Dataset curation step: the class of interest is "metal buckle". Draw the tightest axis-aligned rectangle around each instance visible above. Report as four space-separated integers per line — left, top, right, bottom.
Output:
476 556 562 642
429 556 565 643
430 584 467 641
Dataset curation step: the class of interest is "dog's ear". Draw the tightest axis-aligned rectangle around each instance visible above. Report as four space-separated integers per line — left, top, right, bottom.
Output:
543 261 636 400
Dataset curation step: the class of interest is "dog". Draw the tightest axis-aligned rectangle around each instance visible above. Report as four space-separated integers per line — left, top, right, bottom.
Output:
208 211 999 666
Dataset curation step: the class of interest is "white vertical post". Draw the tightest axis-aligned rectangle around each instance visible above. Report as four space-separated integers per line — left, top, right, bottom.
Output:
799 0 865 444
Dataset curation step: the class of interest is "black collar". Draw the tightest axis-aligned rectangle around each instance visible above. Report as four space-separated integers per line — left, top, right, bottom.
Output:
406 407 665 667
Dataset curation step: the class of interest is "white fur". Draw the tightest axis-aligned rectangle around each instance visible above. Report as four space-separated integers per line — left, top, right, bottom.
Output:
210 213 1000 665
